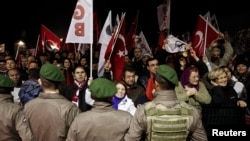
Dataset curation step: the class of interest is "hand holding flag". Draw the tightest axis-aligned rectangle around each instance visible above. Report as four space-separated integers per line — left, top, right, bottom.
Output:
190 15 219 57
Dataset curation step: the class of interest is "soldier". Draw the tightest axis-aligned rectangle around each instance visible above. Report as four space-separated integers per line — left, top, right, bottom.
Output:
24 63 81 141
0 75 33 141
66 78 132 141
124 65 208 141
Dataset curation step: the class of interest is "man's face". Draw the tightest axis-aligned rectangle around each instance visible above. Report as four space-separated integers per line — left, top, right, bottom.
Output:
28 62 39 70
133 48 142 59
73 67 87 83
6 60 16 70
8 69 20 84
21 58 28 68
123 71 135 86
0 62 6 71
211 50 220 63
147 59 159 74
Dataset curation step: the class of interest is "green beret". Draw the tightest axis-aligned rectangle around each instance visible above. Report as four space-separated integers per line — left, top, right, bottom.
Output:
0 75 16 87
89 78 117 98
156 65 179 86
40 63 65 82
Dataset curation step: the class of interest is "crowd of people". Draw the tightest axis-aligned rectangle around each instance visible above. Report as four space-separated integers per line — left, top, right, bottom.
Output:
0 30 250 141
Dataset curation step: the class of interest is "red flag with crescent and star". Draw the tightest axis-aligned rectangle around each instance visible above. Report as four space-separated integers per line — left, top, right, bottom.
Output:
105 13 126 81
38 24 62 57
190 15 218 57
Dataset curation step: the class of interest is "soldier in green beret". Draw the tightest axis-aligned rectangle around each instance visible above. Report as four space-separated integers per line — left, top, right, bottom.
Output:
67 77 133 140
124 65 208 141
0 75 33 141
23 63 81 141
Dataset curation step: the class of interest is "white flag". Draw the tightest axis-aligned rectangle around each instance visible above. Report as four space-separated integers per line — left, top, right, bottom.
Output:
157 0 171 32
138 31 152 56
203 11 220 31
97 10 112 77
66 0 93 44
163 35 186 53
203 11 211 23
98 11 112 45
115 13 120 26
211 14 220 31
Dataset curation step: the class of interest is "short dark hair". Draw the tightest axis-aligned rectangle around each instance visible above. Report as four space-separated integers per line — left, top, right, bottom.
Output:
122 66 136 77
154 73 175 90
146 57 158 66
28 68 40 79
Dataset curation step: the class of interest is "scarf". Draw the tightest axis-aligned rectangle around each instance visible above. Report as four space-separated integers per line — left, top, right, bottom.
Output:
180 66 199 90
112 95 126 110
146 77 154 101
72 79 86 106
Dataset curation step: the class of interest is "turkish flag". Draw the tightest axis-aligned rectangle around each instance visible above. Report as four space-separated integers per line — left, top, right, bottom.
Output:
190 15 218 57
105 13 126 81
38 24 62 56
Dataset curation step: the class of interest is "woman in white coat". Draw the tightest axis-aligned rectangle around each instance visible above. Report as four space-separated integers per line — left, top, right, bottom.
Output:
112 81 137 116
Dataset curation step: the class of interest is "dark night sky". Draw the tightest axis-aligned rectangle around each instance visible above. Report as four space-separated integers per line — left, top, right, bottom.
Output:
0 0 250 51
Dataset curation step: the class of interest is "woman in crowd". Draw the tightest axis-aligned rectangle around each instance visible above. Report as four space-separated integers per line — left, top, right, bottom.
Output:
112 81 137 116
220 65 247 101
233 55 250 109
62 58 74 86
202 68 247 131
175 65 211 114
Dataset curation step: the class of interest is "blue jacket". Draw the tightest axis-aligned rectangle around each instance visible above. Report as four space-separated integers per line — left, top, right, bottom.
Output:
18 79 43 105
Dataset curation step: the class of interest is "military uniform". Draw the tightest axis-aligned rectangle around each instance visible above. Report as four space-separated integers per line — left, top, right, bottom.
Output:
66 78 132 141
124 65 208 141
0 75 33 141
23 63 81 141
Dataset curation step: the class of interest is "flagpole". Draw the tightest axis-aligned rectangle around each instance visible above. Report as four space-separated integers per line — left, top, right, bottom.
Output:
90 44 93 78
203 17 208 56
167 0 171 35
108 13 126 60
15 45 20 60
214 14 220 31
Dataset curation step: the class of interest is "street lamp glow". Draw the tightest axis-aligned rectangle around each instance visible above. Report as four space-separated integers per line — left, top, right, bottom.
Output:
17 40 25 47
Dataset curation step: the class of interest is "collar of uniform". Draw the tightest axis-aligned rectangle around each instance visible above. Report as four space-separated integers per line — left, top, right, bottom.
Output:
153 90 178 101
39 92 65 99
92 101 114 111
